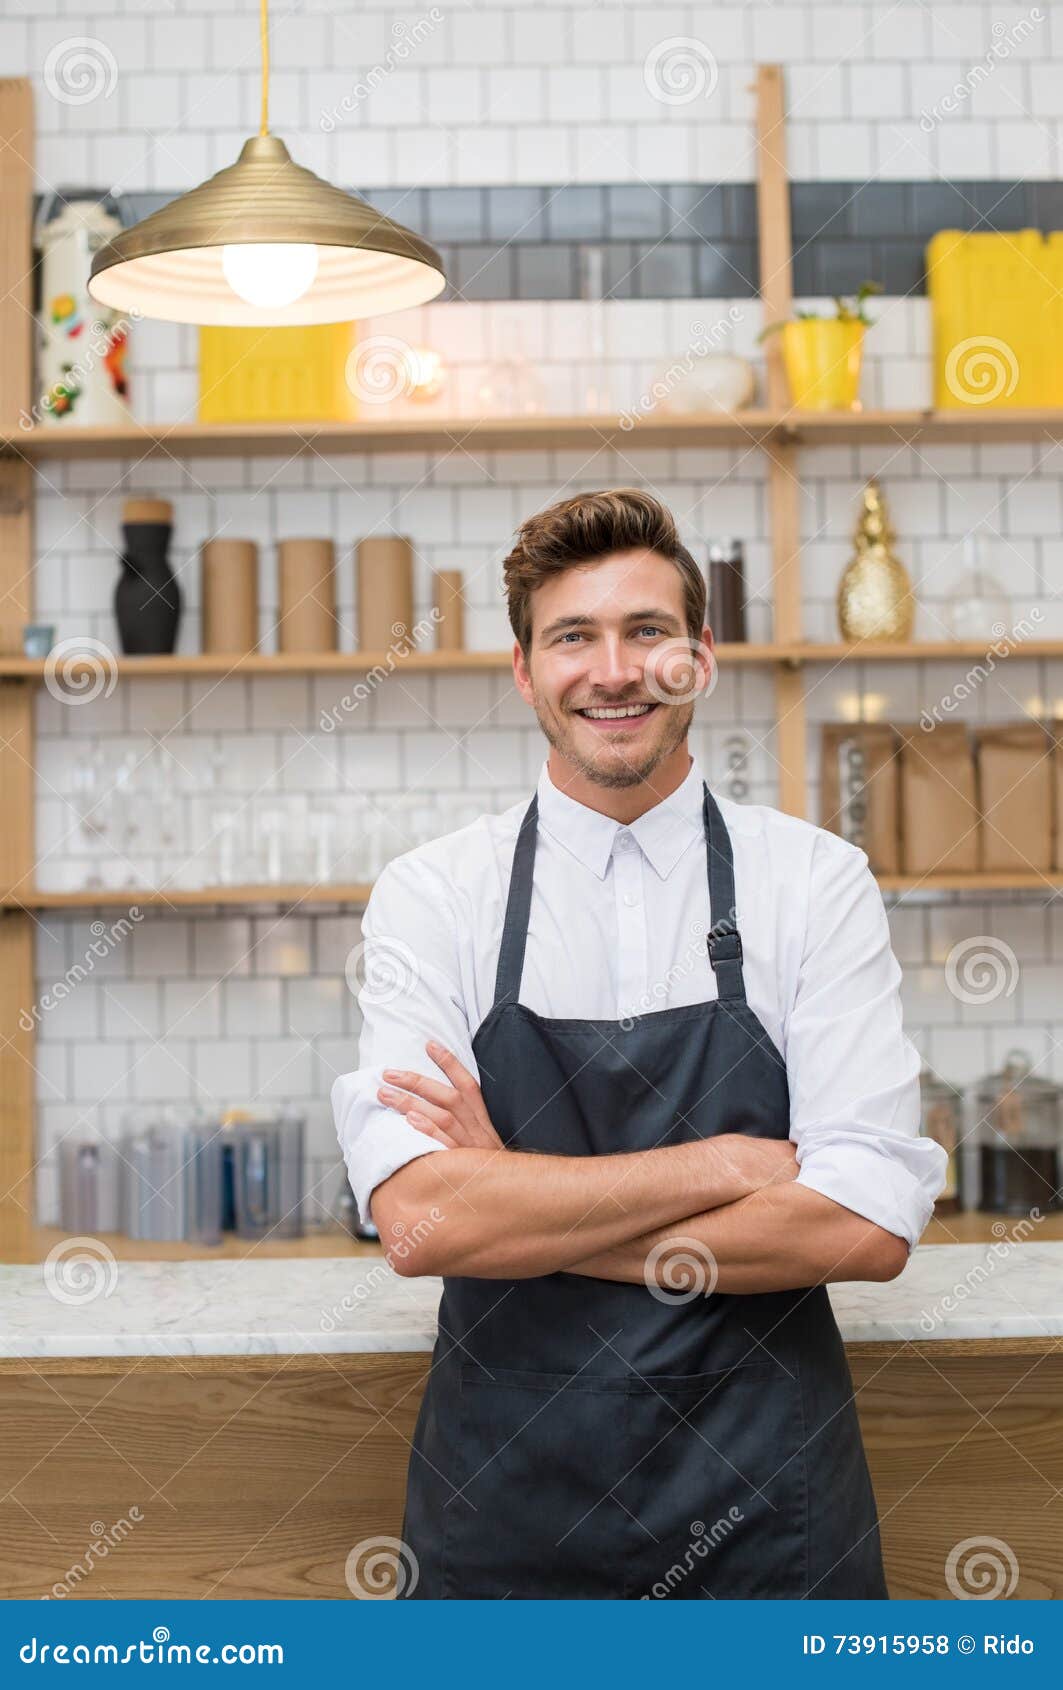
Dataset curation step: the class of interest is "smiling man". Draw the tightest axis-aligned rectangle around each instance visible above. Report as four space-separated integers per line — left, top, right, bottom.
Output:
331 486 947 1600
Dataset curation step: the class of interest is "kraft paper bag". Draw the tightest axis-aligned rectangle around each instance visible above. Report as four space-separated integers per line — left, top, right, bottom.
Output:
897 723 978 874
819 724 900 874
975 723 1052 872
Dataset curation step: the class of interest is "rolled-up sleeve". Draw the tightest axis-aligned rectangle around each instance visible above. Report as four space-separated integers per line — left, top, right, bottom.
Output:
786 831 949 1253
330 851 470 1224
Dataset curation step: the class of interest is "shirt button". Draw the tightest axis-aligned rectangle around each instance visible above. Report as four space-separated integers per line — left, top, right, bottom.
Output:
623 892 638 907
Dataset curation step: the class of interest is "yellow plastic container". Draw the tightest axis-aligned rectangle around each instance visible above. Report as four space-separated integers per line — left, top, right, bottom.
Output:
198 321 360 423
928 228 1063 409
781 319 865 411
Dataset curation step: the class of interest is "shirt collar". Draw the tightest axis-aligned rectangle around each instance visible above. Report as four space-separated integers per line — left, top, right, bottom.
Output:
535 753 707 881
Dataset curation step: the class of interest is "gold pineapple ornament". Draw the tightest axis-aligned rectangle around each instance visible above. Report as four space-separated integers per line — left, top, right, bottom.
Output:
837 478 914 643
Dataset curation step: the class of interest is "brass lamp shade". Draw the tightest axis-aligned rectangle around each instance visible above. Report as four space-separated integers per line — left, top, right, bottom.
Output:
87 134 446 326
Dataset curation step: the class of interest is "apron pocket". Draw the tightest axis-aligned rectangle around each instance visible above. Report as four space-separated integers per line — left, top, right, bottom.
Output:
620 1359 809 1599
443 1363 642 1599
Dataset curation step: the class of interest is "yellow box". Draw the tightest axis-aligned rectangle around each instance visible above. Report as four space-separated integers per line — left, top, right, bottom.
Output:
197 321 360 423
928 228 1063 409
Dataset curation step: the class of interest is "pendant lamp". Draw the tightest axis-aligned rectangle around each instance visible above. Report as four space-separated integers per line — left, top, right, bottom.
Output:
87 0 446 326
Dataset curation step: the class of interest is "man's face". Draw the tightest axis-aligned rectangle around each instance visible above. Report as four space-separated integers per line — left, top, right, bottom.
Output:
515 548 714 791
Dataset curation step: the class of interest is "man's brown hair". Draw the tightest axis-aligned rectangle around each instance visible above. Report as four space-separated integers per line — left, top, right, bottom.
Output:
501 488 706 659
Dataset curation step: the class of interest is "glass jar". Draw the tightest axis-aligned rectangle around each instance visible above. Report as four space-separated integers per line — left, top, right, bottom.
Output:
919 1064 964 1215
59 1130 122 1234
975 1049 1062 1216
227 1107 305 1241
119 1105 224 1244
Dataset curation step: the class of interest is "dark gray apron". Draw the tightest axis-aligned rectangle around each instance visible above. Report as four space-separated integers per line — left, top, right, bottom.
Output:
397 781 889 1599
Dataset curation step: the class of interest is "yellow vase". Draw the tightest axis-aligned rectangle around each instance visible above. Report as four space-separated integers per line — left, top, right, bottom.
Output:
782 319 865 411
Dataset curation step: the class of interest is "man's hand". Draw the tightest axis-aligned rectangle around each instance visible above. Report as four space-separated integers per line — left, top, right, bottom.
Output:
709 1132 800 1197
377 1041 504 1150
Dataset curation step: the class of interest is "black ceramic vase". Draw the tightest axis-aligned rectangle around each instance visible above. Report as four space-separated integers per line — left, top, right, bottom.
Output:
114 497 182 655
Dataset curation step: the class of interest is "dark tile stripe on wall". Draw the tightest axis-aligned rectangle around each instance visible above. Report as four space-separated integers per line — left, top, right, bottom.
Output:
42 180 1063 302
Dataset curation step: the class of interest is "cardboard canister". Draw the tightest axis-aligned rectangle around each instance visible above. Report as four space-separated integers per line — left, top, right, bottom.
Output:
357 536 414 651
433 569 466 651
201 539 259 656
276 538 337 653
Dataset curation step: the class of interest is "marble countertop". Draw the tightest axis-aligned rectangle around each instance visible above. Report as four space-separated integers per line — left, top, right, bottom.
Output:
2 1241 1061 1360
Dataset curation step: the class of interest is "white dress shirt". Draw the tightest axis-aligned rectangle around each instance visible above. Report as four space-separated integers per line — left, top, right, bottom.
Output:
331 751 947 1252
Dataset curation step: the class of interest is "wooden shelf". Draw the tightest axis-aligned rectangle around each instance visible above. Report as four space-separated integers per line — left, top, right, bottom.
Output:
2 882 374 910
877 872 1063 893
7 408 1063 462
0 642 781 678
1 411 784 460
797 640 1063 662
781 408 1063 445
8 870 1062 911
5 639 1063 680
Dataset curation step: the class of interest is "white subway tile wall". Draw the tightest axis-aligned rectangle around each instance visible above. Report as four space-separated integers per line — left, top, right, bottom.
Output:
12 0 1063 1223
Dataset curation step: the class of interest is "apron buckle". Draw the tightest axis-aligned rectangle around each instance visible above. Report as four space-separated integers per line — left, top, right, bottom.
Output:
707 928 743 970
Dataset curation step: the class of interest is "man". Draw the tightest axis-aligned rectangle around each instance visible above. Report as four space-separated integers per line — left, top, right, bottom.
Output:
331 487 947 1600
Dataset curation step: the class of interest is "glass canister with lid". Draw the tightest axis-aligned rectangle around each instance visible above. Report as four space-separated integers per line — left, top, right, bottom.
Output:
975 1049 1062 1216
919 1063 964 1215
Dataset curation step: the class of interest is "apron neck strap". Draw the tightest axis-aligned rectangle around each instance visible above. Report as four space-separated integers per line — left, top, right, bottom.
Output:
493 792 539 1006
702 781 746 1002
492 780 747 1007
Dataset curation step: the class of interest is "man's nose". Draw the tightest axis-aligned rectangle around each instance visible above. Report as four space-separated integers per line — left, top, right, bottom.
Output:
586 638 643 691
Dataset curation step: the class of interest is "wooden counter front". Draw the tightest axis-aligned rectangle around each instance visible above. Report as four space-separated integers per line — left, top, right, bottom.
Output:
1 1338 1060 1600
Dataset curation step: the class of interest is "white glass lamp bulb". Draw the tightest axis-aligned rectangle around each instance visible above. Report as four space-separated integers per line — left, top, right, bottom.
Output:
221 242 319 308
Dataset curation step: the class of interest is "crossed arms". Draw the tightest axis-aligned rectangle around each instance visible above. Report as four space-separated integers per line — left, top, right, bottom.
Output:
370 1043 910 1292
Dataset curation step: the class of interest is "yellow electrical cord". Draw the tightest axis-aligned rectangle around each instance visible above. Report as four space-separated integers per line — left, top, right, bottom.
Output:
259 0 270 136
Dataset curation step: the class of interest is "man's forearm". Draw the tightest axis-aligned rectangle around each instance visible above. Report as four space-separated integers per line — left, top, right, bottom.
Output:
563 1180 909 1291
377 1137 762 1279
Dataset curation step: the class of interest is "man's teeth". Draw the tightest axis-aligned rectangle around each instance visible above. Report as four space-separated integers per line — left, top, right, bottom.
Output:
579 703 654 719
